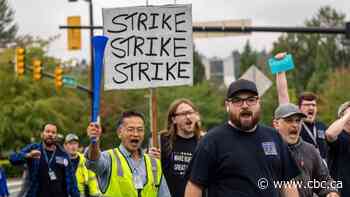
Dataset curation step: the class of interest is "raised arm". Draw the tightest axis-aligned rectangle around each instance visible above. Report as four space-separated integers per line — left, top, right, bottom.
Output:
274 52 290 105
85 122 109 177
86 122 102 161
326 110 350 142
276 72 290 105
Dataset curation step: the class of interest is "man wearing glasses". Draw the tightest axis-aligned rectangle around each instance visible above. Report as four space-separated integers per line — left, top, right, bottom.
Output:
185 79 300 197
298 92 328 161
149 98 205 197
85 111 171 197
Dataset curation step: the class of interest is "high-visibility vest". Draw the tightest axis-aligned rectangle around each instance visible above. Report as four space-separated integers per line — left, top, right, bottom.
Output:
102 148 162 197
75 152 101 197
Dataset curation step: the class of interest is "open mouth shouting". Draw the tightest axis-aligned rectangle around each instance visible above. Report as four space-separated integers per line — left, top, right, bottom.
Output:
130 139 140 146
240 111 253 120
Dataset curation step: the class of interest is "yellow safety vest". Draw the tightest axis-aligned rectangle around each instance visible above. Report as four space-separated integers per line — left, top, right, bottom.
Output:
75 152 101 196
102 148 162 197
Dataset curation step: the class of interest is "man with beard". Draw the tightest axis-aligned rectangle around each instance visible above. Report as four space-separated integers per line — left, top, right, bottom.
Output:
9 123 79 197
298 92 328 161
85 111 171 197
64 133 101 197
326 101 350 197
274 103 339 197
149 99 204 197
184 79 300 197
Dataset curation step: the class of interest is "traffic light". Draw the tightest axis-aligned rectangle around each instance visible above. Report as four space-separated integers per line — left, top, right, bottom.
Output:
67 16 81 50
55 66 63 89
15 47 25 76
33 59 42 81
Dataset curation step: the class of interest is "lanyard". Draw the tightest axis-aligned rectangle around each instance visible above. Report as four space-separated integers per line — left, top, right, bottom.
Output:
43 148 56 169
302 122 317 146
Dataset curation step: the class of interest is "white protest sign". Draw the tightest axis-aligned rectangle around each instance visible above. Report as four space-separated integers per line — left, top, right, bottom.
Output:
103 5 193 90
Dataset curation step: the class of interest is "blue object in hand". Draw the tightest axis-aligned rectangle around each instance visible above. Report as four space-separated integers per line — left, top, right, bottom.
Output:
268 54 295 74
90 137 97 145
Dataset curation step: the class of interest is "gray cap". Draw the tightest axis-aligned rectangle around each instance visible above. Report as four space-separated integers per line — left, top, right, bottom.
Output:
274 103 307 119
65 133 79 143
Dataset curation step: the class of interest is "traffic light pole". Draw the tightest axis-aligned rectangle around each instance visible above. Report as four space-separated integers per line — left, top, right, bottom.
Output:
59 23 350 37
24 66 92 95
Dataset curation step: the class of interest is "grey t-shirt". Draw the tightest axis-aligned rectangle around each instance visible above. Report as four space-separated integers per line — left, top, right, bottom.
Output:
288 139 338 197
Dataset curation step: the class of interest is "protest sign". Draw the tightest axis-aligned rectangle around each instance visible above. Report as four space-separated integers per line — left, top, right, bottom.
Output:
103 4 193 90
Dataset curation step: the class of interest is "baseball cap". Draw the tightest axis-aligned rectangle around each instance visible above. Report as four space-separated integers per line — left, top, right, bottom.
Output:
226 79 259 99
65 133 79 143
337 101 350 118
274 103 307 119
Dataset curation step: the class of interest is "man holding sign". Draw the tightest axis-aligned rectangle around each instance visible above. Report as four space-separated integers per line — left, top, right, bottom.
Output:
85 111 171 197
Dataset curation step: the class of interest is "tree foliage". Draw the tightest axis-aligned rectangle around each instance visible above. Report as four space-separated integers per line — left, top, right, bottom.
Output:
240 40 258 75
271 6 350 93
318 68 350 124
0 0 17 46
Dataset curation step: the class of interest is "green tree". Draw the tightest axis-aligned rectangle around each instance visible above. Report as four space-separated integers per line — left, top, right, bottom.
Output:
193 49 205 84
271 6 349 93
240 40 258 75
0 0 17 46
318 68 350 124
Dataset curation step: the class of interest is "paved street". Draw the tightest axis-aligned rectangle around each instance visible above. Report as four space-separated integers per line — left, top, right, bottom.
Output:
8 179 22 197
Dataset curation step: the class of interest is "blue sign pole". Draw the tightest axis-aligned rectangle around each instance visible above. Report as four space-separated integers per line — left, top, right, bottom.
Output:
91 36 108 123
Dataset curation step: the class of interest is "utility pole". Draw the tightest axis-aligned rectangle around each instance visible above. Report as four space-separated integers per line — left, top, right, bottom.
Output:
68 0 94 120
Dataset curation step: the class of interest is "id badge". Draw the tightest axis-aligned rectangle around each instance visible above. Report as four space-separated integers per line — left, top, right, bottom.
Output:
49 169 57 181
133 175 143 189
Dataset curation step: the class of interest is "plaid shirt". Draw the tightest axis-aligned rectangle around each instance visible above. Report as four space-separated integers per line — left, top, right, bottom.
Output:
9 143 80 197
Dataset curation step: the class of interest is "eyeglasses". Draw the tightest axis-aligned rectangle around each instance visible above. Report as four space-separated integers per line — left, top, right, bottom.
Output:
174 110 197 117
125 127 144 134
227 96 259 107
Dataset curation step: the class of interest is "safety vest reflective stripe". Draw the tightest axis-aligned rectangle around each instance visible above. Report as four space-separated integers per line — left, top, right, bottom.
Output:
76 153 101 196
112 149 124 177
150 158 158 187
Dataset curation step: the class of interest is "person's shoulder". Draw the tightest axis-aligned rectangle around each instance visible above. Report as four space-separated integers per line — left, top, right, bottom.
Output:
56 145 70 157
316 120 327 129
20 143 42 152
257 124 277 132
337 131 350 142
29 143 41 148
300 140 319 154
197 123 229 146
205 123 230 137
257 124 280 138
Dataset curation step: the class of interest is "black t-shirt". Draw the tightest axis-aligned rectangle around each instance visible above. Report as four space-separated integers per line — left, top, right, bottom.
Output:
161 134 198 197
38 149 68 197
186 123 300 197
300 121 328 159
327 131 350 197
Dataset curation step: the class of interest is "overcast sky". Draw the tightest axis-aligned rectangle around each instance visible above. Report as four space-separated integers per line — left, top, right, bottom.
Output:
10 0 350 62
